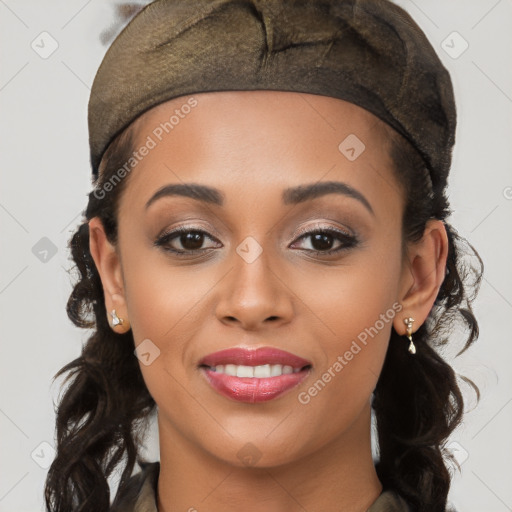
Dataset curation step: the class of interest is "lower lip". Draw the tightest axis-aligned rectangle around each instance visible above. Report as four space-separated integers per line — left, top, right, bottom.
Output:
200 367 311 403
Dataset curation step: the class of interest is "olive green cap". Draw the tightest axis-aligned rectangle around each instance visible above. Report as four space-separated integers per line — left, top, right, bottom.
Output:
88 0 456 193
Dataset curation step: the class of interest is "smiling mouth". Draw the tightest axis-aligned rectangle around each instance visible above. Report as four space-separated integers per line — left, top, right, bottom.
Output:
198 363 312 403
197 346 313 402
199 363 311 378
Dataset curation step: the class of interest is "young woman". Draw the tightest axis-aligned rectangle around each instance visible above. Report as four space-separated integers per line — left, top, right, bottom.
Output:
44 1 482 511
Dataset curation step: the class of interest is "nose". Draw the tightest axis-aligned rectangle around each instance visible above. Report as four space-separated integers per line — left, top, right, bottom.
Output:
214 246 294 331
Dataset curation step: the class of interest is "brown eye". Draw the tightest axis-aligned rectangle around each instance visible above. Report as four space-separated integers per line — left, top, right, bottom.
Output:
291 227 358 255
309 232 336 251
178 231 205 251
154 228 222 255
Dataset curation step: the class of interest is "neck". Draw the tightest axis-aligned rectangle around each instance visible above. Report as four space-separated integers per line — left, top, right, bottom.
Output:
156 404 382 512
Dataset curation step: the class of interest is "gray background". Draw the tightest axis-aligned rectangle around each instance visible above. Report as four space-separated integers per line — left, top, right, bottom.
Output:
1 1 511 510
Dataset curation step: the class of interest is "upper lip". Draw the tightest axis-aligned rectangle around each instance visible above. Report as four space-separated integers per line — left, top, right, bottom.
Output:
199 347 312 369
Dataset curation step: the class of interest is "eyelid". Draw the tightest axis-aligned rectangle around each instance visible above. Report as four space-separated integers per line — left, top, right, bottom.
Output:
156 219 221 239
156 221 353 243
289 223 359 253
154 220 359 257
153 227 222 258
155 224 221 245
291 221 355 240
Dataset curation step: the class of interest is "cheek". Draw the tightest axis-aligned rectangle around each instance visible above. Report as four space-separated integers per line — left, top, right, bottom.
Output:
121 252 217 425
294 235 403 349
117 234 213 378
120 231 217 345
291 241 403 421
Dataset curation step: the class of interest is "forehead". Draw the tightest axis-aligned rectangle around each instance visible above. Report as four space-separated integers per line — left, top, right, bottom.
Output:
131 90 389 148
119 90 399 213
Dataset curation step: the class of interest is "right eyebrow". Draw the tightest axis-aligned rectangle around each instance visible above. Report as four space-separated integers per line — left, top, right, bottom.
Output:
145 183 224 210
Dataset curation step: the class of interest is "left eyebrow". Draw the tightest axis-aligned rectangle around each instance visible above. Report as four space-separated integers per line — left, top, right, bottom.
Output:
282 181 374 216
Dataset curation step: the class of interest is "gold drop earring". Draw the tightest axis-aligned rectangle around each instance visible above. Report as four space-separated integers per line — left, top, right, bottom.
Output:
403 317 416 354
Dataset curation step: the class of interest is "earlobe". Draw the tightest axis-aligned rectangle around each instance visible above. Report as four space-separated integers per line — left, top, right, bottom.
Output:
394 219 448 338
88 217 131 333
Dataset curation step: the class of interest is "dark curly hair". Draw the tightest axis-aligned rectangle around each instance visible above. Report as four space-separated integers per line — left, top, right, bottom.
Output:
44 109 483 511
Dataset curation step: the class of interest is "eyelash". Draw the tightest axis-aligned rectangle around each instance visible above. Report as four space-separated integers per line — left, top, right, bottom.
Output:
154 224 358 257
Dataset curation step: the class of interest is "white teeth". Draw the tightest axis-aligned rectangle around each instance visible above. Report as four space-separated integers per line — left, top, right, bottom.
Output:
282 365 293 375
211 363 302 377
224 364 237 376
236 365 254 378
254 364 271 377
270 364 282 377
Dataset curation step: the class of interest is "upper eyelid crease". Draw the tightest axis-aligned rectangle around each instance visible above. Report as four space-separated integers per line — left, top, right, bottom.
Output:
144 181 374 216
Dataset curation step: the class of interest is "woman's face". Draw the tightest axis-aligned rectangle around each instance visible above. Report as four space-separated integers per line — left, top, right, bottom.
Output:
110 91 410 467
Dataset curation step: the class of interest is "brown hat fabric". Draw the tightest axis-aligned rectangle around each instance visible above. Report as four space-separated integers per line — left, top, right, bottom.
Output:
88 0 456 192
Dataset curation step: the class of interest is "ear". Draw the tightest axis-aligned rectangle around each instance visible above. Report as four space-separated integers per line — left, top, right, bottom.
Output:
88 217 131 333
393 219 448 336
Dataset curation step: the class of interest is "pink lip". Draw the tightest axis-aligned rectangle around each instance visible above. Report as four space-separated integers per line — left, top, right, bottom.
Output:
198 347 312 403
199 347 311 368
